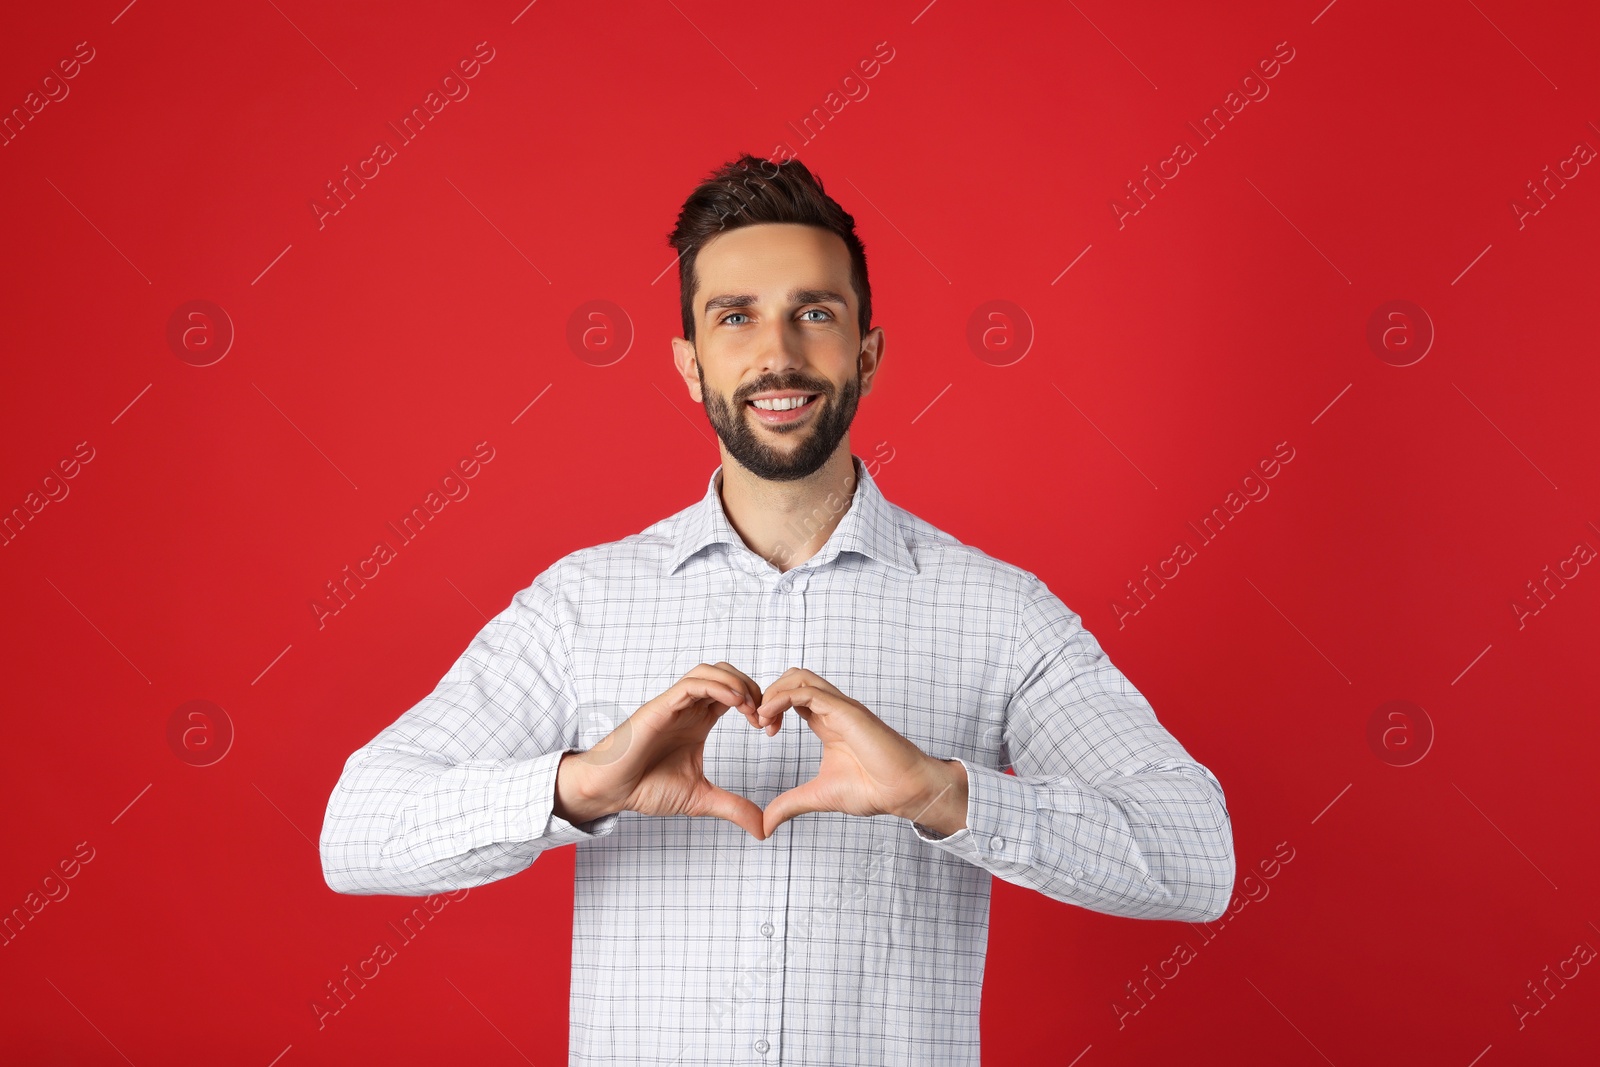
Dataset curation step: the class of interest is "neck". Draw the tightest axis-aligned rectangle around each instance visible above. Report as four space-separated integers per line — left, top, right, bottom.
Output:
717 445 859 573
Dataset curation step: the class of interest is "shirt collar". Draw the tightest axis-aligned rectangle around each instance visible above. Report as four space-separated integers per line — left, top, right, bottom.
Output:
665 453 918 577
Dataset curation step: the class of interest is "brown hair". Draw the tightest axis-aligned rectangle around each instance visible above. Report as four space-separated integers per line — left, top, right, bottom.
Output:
666 153 872 345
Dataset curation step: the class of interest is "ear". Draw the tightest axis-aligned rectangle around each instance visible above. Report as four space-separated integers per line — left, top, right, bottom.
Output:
671 336 703 402
857 325 885 398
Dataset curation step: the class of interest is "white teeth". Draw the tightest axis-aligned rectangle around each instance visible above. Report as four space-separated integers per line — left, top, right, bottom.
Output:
750 395 814 411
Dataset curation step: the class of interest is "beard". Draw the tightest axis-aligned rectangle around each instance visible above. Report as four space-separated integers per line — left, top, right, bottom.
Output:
698 362 861 482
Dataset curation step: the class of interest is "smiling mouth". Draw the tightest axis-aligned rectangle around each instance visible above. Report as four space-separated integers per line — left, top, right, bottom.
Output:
746 393 820 425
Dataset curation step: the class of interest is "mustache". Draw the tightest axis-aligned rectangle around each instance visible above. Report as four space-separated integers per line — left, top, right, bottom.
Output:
735 382 831 403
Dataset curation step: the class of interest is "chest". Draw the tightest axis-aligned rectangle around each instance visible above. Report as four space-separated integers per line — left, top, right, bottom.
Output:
563 566 1014 787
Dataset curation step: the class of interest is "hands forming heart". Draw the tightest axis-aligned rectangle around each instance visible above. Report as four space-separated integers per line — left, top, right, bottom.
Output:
553 662 969 841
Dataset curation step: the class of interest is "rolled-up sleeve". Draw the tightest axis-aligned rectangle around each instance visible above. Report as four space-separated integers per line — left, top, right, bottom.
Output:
319 564 618 897
912 574 1235 922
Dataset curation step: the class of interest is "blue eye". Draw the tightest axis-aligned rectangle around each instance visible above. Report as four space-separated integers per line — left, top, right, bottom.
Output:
801 308 832 321
720 312 748 326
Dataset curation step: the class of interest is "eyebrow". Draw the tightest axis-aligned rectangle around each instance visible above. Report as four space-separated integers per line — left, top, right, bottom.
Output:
702 288 850 321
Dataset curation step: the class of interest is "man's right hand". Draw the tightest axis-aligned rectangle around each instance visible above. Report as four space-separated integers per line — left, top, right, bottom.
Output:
553 662 771 840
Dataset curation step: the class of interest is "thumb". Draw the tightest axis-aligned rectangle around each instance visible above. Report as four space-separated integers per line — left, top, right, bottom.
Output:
763 779 826 838
700 782 768 841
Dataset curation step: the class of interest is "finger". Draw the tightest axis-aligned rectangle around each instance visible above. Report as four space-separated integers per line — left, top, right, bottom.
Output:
763 778 827 837
760 689 847 741
673 674 754 726
755 687 800 734
755 692 789 735
700 783 768 841
753 670 810 734
713 661 764 710
758 685 822 719
754 691 799 734
762 669 841 705
760 668 804 705
796 670 844 698
709 661 765 729
680 664 754 711
694 663 760 723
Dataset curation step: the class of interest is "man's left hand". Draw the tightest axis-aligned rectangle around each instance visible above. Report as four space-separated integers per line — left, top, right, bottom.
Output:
755 668 969 838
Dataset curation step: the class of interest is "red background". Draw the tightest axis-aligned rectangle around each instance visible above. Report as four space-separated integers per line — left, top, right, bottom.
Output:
2 1 1596 1063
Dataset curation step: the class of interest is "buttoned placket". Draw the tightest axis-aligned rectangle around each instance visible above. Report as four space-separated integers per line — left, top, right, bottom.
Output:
745 558 813 1063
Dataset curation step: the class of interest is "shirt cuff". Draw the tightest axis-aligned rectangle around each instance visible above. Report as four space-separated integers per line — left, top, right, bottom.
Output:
910 757 1038 868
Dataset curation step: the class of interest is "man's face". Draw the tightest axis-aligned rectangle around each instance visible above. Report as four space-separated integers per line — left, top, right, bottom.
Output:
674 223 882 482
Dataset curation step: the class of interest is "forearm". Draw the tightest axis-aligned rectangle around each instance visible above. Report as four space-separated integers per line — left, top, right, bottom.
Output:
320 745 616 896
956 577 1236 918
1037 763 1234 920
912 758 1234 921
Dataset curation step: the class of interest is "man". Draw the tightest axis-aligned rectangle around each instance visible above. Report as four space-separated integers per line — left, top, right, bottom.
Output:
319 154 1234 1065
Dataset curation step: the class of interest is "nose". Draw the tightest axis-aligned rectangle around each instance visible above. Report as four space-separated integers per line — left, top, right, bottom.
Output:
750 315 809 383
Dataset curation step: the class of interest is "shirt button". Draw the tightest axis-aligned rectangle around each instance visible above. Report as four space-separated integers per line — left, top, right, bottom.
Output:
754 1038 770 1053
990 835 1006 850
760 922 774 937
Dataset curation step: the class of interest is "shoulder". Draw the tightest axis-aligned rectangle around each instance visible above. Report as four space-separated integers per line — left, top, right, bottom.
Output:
884 500 1095 684
514 503 693 606
888 498 1049 605
888 497 1093 660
